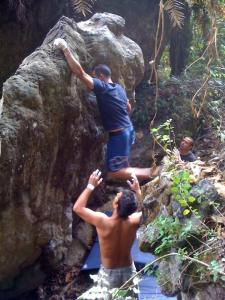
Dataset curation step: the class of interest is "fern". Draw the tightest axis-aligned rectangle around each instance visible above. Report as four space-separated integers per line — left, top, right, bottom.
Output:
71 0 96 17
164 0 185 29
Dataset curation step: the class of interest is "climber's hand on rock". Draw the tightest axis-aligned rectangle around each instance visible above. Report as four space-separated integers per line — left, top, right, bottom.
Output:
54 38 68 51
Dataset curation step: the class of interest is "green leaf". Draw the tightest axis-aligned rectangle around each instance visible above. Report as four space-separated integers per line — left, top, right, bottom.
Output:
183 209 191 216
162 135 169 141
188 196 196 203
171 187 178 193
179 199 188 207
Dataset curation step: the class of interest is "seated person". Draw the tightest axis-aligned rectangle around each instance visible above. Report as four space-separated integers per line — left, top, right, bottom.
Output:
179 137 196 162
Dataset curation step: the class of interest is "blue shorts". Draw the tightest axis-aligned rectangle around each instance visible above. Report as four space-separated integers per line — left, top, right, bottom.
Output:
106 126 135 172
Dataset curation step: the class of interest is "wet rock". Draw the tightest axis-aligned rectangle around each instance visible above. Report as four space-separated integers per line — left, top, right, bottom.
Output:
157 255 183 296
138 224 160 253
190 179 220 217
142 196 160 224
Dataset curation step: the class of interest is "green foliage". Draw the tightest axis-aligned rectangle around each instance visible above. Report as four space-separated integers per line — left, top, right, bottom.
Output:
151 119 175 154
195 250 225 283
158 0 225 82
146 216 194 254
111 289 128 299
187 15 225 78
171 170 197 216
206 99 225 143
208 260 224 282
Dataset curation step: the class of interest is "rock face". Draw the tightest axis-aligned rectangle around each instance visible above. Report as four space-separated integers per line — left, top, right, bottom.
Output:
0 0 72 93
0 13 144 298
95 0 192 78
77 12 144 97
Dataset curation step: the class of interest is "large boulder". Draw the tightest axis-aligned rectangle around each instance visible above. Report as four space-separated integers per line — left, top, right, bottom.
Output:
0 14 144 298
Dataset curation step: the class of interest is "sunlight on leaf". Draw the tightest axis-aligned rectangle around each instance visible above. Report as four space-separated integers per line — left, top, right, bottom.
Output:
164 0 185 29
71 0 96 16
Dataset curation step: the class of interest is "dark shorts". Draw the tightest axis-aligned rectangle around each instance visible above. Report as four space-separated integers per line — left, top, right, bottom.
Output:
106 126 135 172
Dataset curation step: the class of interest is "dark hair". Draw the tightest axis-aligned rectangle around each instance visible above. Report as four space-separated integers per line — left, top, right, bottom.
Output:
117 190 138 219
93 64 111 78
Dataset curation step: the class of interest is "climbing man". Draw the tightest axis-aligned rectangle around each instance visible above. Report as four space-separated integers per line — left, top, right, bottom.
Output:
54 38 158 180
179 137 197 162
73 169 142 299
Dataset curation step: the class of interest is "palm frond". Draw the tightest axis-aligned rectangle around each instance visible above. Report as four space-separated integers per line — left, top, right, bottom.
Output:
71 0 96 17
164 0 185 29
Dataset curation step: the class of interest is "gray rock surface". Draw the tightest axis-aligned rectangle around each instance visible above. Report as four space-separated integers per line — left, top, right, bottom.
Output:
181 284 225 300
0 13 144 298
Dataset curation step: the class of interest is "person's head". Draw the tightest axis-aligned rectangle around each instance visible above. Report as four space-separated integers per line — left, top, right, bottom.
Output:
92 64 112 82
113 189 138 219
179 137 194 153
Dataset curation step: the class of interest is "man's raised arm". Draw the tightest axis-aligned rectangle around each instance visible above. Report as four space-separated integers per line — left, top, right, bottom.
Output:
54 38 94 90
73 169 105 226
127 173 142 201
127 173 143 224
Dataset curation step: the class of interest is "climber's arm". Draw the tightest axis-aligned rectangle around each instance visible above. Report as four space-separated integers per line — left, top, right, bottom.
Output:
54 38 94 90
63 48 94 90
73 170 104 226
127 173 142 202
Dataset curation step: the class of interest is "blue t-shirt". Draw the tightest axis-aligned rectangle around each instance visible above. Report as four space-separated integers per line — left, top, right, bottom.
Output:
92 78 132 131
181 151 196 162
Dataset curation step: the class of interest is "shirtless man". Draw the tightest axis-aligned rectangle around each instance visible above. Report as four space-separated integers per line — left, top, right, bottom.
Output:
54 38 157 181
73 169 142 299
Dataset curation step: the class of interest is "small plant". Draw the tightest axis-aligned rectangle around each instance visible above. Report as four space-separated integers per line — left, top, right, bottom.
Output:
146 215 195 254
151 119 175 155
208 259 225 282
171 170 197 216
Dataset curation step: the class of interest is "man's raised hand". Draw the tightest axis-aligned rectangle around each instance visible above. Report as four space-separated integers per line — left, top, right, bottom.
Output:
54 38 68 51
127 172 141 194
87 169 103 191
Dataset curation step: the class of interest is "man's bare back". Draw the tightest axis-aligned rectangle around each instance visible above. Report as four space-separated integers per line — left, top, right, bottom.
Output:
73 170 142 268
73 170 143 298
97 212 141 268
